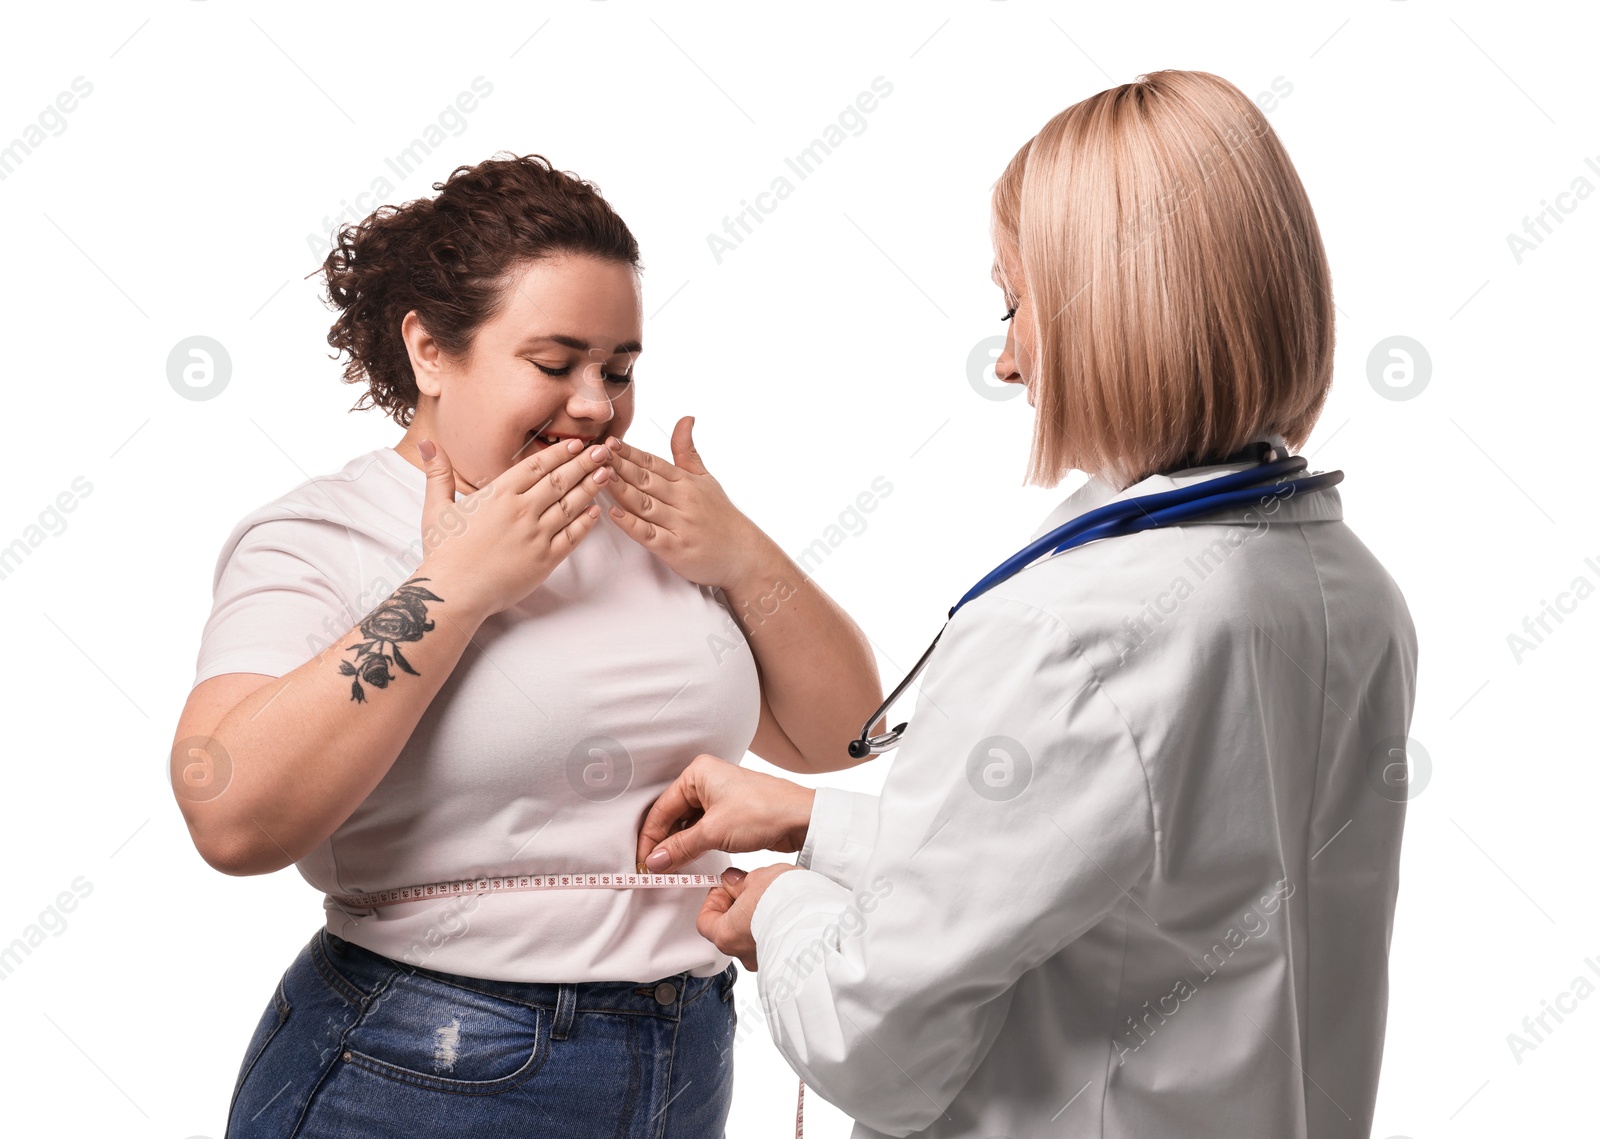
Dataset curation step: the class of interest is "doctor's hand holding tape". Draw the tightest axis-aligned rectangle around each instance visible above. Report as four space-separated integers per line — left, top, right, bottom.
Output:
640 69 1417 1139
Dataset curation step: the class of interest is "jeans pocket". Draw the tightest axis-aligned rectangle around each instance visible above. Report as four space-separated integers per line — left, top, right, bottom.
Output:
339 972 548 1094
227 976 292 1125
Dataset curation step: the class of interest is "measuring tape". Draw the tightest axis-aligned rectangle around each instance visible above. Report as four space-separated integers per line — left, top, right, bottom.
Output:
330 868 810 1139
328 870 725 910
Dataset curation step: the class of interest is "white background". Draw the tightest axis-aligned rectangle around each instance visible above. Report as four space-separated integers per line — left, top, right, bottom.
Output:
1 1 1595 1136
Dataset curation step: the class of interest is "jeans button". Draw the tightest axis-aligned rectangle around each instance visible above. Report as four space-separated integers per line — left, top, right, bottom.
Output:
654 981 677 1005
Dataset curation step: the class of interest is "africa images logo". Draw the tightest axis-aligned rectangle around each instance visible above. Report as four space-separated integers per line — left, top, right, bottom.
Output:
1113 878 1296 1063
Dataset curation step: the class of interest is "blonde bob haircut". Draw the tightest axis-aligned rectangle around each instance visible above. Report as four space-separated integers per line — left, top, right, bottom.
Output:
992 70 1334 488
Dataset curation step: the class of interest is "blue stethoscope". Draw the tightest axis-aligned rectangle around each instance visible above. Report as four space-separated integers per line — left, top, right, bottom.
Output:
848 442 1345 758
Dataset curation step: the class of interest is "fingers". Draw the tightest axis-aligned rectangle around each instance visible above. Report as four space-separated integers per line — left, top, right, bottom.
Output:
642 823 711 874
637 763 711 870
516 442 615 526
603 471 672 538
503 437 614 503
697 886 735 938
498 436 584 494
609 438 682 495
606 445 684 542
698 873 759 971
670 415 709 476
546 496 604 560
418 438 458 530
537 459 615 533
637 774 701 867
637 753 733 870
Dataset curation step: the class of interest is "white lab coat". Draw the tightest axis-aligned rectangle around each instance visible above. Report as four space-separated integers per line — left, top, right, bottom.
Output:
749 441 1418 1139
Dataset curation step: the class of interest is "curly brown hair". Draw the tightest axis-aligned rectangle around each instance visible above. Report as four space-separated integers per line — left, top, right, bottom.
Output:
310 152 642 428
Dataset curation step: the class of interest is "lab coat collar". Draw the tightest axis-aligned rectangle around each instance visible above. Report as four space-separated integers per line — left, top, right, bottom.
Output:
1027 433 1343 542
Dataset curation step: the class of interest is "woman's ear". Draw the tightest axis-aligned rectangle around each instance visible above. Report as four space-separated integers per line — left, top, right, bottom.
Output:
402 309 446 398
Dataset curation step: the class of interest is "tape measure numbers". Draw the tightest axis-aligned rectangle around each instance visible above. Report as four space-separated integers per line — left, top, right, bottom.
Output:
329 871 725 910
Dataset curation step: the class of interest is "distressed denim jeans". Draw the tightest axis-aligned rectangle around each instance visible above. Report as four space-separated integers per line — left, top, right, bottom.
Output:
226 927 737 1138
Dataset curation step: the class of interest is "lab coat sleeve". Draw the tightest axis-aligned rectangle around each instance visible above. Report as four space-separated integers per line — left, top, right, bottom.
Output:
748 594 1157 1137
796 786 881 889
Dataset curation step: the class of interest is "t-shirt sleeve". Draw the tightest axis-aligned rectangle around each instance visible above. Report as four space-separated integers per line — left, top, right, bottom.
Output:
192 515 358 687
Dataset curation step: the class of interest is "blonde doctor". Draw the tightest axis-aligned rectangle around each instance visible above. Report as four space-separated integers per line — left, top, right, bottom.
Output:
636 70 1417 1139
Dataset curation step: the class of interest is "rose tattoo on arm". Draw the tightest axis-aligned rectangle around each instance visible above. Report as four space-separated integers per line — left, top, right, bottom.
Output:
338 577 443 703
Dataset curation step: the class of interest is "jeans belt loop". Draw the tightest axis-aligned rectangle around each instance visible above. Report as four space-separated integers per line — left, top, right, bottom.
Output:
551 982 577 1040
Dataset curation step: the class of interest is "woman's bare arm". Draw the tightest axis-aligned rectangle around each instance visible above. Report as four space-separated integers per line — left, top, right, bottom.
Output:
172 435 616 877
720 541 886 775
601 428 887 775
171 570 492 876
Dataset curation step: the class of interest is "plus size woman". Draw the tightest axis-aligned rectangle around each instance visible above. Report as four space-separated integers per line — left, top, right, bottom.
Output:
170 153 883 1139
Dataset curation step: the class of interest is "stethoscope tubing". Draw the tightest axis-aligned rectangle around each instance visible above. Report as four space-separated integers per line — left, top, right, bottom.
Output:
847 457 1344 759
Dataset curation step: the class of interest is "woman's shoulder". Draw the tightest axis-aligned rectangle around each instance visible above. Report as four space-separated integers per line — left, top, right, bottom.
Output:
230 446 416 528
209 448 411 578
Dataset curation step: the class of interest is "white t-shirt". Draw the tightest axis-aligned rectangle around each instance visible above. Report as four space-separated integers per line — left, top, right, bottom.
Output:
193 445 761 982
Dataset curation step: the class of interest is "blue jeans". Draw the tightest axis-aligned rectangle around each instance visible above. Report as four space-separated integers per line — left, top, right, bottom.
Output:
226 927 737 1138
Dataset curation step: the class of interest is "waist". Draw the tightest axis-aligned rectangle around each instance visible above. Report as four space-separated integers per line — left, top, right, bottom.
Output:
321 880 732 983
319 928 735 1007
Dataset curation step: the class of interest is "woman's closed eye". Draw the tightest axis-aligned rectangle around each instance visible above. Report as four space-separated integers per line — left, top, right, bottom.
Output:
525 359 633 384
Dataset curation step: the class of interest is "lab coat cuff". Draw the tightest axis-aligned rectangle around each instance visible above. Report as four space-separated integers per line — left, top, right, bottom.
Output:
797 787 881 890
749 864 851 954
